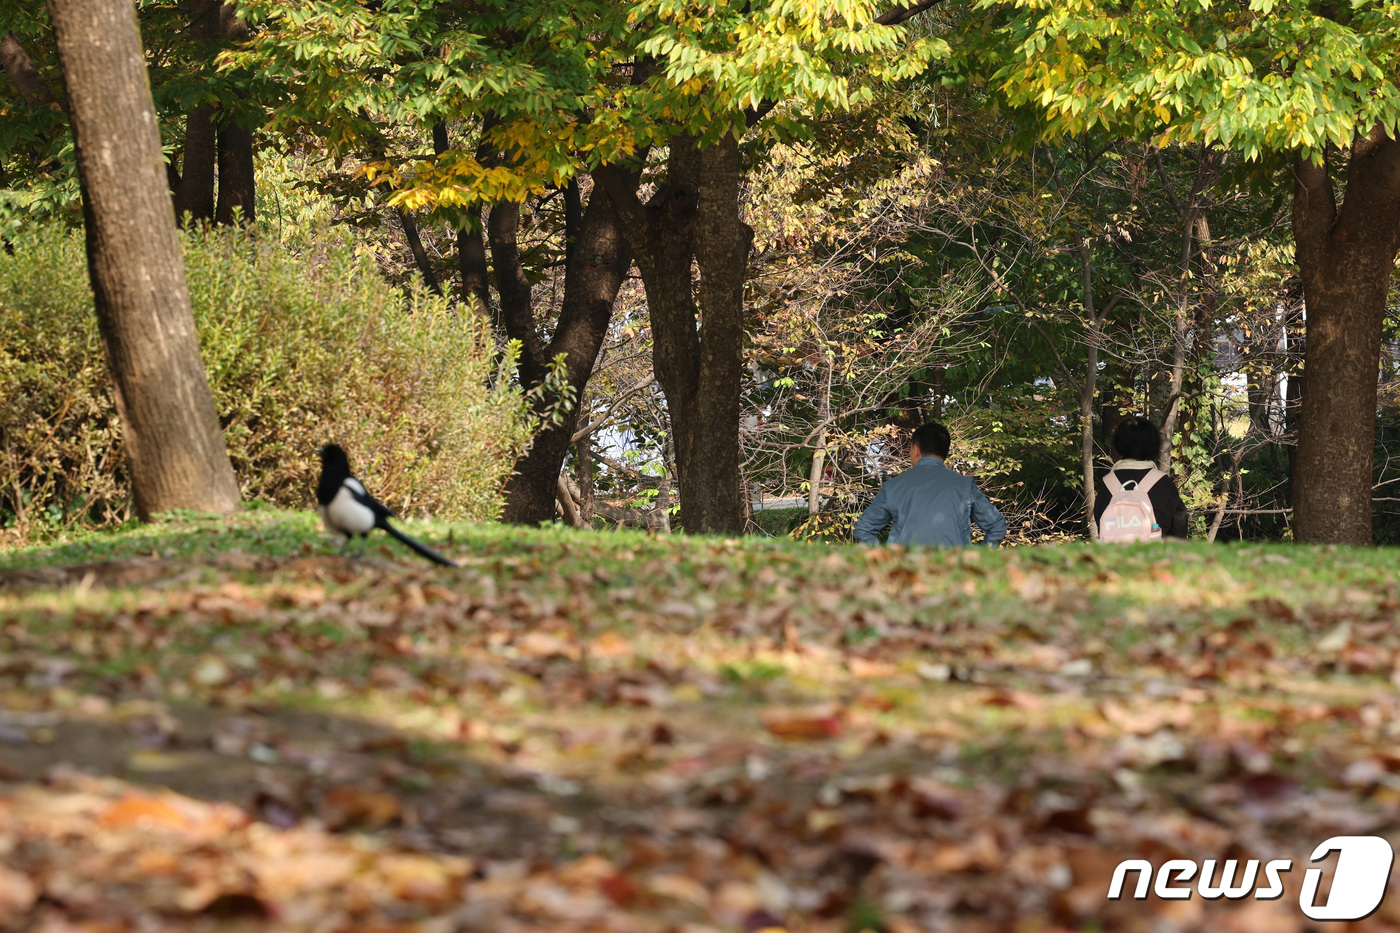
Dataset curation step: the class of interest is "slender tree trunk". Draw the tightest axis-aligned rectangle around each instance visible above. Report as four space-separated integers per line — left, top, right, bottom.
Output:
1291 136 1400 544
577 434 595 527
47 0 240 519
1153 145 1214 471
655 437 673 535
808 356 832 517
1079 360 1098 537
436 118 497 319
495 178 635 524
1172 212 1219 470
396 209 443 295
1099 362 1126 445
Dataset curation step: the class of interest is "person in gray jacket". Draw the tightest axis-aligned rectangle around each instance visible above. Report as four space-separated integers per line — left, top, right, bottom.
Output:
853 422 1007 548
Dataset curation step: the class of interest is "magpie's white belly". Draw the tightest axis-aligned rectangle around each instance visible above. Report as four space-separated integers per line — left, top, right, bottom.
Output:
321 486 376 536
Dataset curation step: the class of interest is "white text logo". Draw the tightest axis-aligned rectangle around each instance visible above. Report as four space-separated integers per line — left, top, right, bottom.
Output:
1107 836 1394 921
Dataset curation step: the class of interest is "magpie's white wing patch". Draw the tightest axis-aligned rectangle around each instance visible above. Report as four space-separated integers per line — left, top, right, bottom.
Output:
323 483 377 536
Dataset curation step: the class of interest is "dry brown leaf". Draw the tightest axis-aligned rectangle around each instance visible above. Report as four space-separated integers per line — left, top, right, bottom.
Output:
319 786 402 830
762 706 844 740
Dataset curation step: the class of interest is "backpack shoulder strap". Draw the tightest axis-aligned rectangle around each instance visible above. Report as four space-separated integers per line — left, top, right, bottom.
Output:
1136 469 1167 493
1104 472 1124 495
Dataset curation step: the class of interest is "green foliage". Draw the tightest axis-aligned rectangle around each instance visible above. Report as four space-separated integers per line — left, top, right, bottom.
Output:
0 224 539 539
961 0 1400 164
229 0 948 219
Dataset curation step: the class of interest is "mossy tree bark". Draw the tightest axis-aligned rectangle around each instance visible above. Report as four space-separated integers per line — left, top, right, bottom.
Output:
47 0 241 520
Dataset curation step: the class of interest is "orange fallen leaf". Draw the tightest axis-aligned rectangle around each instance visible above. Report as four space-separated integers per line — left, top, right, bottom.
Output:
590 630 634 659
599 872 640 906
97 792 195 832
320 786 402 830
762 707 844 740
983 689 1043 711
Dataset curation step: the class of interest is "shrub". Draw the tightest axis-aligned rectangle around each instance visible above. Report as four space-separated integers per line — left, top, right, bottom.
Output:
0 223 538 539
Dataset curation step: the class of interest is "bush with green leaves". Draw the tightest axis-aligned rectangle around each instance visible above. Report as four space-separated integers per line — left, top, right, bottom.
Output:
0 223 541 539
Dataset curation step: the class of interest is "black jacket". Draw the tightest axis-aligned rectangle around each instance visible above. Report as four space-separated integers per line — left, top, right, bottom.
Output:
1093 461 1190 539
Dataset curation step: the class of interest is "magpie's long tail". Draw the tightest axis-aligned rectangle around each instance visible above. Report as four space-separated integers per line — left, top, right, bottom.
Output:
381 522 458 567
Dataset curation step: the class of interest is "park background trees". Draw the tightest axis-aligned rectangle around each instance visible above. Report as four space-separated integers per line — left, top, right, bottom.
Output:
2 0 1399 543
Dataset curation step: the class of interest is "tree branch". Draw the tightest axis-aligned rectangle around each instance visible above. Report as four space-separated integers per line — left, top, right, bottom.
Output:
571 374 657 443
1 35 59 108
875 0 948 26
487 200 546 376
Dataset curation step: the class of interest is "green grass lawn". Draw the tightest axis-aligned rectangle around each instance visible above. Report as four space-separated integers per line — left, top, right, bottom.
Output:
2 509 1399 933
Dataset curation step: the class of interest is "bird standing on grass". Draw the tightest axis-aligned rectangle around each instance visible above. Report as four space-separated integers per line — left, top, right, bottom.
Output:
316 444 458 567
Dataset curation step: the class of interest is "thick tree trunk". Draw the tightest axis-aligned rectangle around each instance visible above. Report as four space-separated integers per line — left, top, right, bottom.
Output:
688 138 749 534
47 0 240 520
1291 136 1400 544
598 137 749 535
175 104 218 225
212 5 254 226
214 122 255 225
171 0 219 226
494 181 634 525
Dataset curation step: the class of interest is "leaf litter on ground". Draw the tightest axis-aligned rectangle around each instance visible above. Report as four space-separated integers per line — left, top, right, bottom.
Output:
2 512 1400 931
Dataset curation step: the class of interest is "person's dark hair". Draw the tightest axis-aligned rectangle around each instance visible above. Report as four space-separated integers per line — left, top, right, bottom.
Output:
1112 416 1160 461
912 422 951 459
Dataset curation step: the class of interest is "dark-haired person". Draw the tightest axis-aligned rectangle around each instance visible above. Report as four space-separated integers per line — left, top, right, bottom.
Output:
1094 416 1190 539
853 422 1007 548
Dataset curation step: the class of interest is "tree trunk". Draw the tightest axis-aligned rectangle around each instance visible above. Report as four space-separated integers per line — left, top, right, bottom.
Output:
597 137 749 535
808 356 832 516
1170 212 1219 474
47 0 240 520
171 0 219 226
396 209 443 295
577 434 595 527
1283 287 1305 500
1 34 59 107
495 178 635 525
175 105 217 224
1291 136 1400 544
214 122 255 225
212 4 254 226
688 138 749 534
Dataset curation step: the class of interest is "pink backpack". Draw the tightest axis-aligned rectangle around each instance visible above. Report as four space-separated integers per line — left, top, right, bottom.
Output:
1098 470 1165 542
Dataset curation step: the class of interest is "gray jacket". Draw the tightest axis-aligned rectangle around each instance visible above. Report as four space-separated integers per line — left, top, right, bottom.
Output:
853 456 1007 548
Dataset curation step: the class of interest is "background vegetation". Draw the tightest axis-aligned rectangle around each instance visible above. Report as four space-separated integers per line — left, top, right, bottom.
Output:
0 223 538 541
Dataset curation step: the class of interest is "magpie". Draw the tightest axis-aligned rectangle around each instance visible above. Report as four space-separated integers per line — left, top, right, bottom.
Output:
316 444 458 567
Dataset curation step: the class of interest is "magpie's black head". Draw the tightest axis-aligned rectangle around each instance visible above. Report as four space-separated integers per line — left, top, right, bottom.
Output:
316 444 352 505
320 443 349 470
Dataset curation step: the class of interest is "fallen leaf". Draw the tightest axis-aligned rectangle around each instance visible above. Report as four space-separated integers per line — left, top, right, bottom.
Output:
319 785 401 830
762 707 844 740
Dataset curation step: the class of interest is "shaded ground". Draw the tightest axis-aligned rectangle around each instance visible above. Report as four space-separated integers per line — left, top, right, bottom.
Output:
2 512 1400 932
